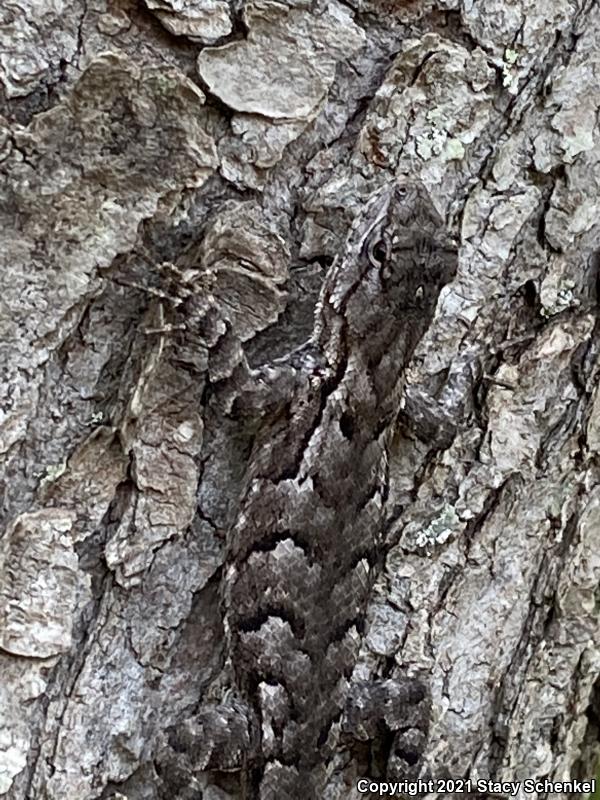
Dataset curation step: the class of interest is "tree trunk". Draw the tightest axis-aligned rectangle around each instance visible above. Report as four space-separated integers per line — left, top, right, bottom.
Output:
1 0 599 798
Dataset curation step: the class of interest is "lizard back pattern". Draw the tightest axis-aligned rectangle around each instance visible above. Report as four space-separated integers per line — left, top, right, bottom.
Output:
225 181 458 799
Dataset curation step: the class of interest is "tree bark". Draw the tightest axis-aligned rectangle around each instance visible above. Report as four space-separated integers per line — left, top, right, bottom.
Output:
1 0 599 799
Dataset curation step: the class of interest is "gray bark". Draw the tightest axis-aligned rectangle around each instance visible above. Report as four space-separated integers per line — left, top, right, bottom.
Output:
1 0 599 798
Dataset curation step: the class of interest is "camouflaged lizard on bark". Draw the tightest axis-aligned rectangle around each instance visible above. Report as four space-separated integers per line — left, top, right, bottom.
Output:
162 182 458 799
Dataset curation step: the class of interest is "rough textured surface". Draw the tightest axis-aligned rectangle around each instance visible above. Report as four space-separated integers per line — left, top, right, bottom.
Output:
1 0 600 798
145 0 233 43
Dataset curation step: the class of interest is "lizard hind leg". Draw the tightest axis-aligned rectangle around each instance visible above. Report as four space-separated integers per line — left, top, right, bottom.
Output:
157 698 259 798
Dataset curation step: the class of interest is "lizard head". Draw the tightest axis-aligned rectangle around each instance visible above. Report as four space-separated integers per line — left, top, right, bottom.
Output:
361 181 458 323
315 180 458 370
335 180 458 363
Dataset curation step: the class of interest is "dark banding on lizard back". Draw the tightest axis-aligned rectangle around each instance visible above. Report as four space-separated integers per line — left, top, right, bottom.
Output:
225 180 458 798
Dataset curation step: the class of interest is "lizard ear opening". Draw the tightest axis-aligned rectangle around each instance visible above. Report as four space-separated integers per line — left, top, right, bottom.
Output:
368 236 390 267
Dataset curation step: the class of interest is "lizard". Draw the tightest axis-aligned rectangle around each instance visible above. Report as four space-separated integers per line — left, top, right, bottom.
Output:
223 180 459 798
159 180 458 799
